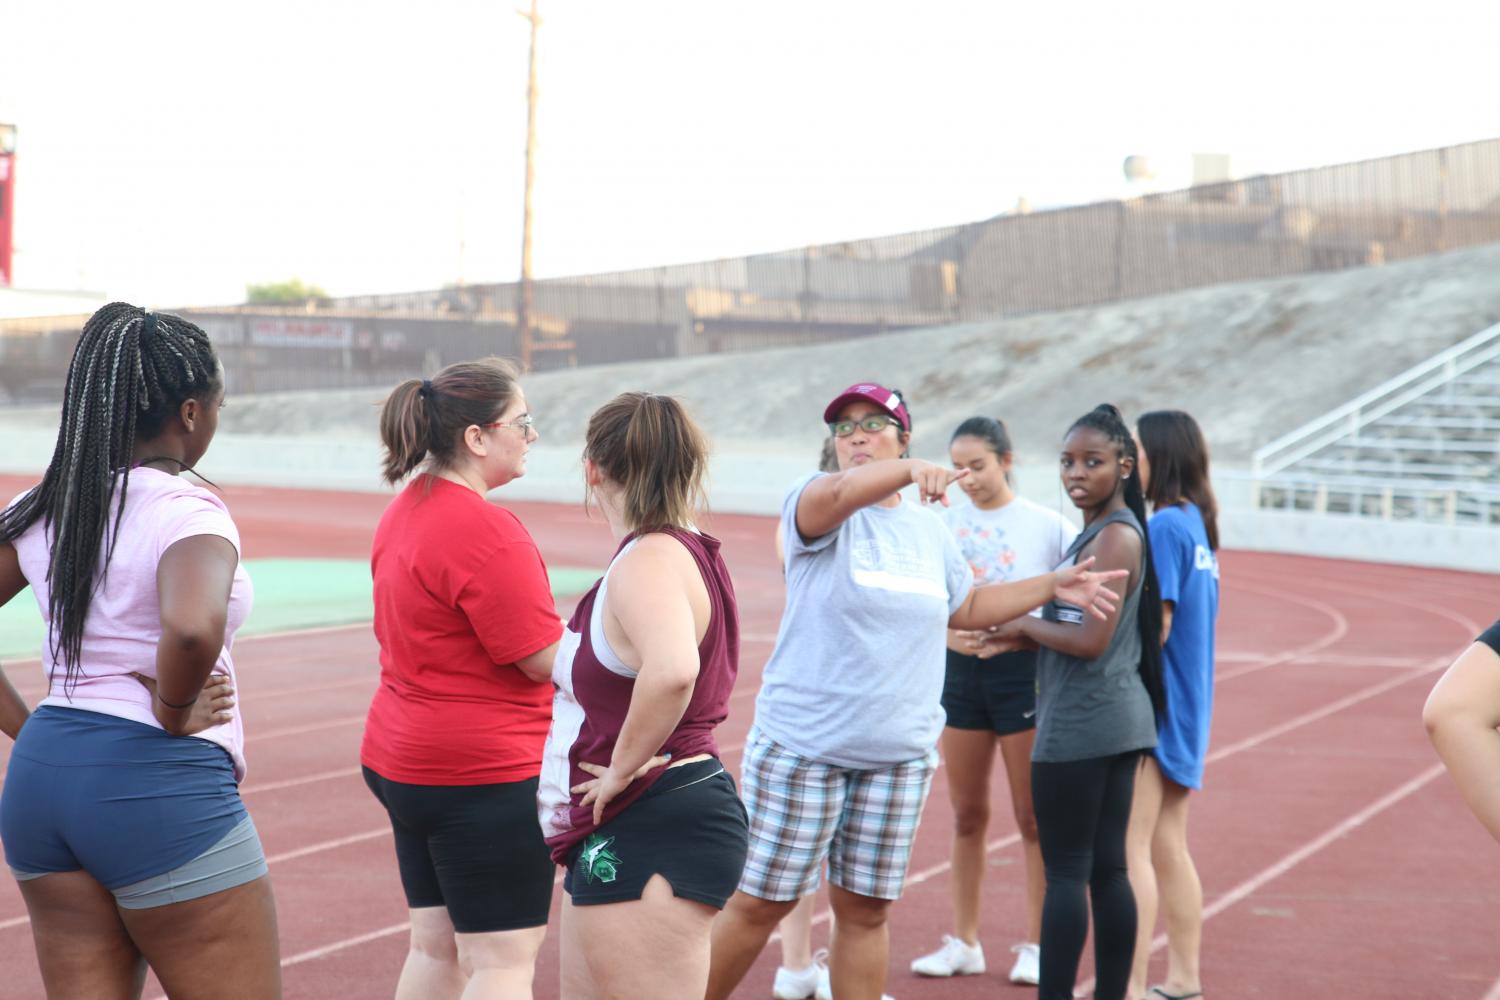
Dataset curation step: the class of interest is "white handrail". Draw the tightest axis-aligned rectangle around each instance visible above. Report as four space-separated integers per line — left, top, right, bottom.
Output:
1252 321 1500 477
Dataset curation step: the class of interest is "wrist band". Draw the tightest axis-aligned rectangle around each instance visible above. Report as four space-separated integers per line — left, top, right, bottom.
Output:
156 690 199 710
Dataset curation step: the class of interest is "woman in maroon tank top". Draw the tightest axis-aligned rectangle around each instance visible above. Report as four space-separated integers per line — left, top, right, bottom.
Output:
537 392 749 1000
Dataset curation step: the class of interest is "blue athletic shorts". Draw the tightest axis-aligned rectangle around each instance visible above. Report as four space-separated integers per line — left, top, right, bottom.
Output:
1 706 261 900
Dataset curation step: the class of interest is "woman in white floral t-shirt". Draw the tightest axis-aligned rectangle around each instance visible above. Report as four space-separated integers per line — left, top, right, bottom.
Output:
910 416 1076 988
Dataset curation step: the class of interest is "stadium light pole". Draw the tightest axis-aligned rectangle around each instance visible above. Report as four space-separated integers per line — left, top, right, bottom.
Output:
516 0 540 371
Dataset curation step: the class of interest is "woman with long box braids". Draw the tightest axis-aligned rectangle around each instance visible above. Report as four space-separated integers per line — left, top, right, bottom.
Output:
0 303 279 999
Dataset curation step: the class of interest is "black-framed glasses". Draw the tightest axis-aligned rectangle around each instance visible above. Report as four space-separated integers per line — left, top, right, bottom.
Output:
485 413 535 434
828 414 899 437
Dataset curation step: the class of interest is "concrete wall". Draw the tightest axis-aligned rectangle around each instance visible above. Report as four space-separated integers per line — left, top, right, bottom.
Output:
4 428 1493 574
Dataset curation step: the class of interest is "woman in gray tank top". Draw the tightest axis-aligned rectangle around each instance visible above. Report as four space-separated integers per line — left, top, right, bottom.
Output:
982 404 1166 1000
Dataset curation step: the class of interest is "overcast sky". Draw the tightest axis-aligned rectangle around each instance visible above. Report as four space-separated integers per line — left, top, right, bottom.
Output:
2 0 1496 306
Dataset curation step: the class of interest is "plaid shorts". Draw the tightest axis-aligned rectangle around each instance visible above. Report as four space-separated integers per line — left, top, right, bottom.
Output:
737 727 938 902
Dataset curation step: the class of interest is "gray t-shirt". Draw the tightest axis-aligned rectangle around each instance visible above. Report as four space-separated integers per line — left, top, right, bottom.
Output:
753 472 974 768
1032 507 1159 763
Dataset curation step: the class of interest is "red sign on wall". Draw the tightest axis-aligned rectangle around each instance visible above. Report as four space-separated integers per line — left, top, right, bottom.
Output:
0 151 14 288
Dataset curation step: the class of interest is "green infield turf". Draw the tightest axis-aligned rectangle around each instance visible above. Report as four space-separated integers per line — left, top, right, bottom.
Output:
0 559 601 661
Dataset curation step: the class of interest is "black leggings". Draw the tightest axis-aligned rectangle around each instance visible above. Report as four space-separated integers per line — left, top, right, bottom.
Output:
1031 751 1141 1000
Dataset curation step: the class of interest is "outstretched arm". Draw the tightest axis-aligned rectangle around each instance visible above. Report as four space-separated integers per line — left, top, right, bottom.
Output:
1010 523 1140 660
1424 639 1500 843
795 460 967 541
949 554 1129 633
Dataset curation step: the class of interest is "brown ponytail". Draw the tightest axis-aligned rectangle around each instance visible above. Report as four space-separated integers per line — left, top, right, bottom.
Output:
585 392 708 533
379 357 521 485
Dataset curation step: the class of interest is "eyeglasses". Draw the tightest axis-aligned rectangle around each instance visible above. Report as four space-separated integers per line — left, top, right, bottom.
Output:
484 414 535 434
828 414 900 437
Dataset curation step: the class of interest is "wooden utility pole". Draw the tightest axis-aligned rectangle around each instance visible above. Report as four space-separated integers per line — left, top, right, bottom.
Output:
516 0 540 370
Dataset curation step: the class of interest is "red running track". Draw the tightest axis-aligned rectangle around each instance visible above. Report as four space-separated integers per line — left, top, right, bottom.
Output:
0 478 1497 999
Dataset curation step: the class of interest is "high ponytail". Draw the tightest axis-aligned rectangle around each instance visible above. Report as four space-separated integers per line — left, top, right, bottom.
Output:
585 392 708 533
1068 403 1167 720
0 303 221 692
378 358 521 485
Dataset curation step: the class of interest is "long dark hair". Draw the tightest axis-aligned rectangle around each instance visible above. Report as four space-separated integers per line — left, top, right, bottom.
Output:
0 303 221 691
1137 409 1219 551
1067 403 1166 719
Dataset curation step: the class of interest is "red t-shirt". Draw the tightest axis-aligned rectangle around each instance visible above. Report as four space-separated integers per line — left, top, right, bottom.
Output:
361 476 562 785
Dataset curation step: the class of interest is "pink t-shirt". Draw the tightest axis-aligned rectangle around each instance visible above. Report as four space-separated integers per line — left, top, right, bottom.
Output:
9 467 254 779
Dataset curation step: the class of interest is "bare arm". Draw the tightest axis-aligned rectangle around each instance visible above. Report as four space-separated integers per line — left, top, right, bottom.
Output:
949 554 1130 633
154 535 238 735
1162 600 1175 645
0 542 30 739
795 460 966 541
1423 641 1500 843
574 536 704 823
515 638 562 683
1013 523 1140 661
949 573 1058 631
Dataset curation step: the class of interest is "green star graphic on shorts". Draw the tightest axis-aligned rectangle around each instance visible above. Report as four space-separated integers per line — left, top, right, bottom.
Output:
578 833 621 884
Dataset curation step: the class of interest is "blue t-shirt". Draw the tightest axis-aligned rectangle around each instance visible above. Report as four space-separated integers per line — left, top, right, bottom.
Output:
1149 502 1219 788
753 472 974 768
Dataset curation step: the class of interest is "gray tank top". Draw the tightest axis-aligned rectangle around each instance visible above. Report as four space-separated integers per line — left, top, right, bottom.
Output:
1032 507 1158 763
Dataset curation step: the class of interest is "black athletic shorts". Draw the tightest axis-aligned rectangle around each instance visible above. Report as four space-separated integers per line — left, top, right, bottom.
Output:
362 767 554 933
941 648 1038 736
564 757 748 910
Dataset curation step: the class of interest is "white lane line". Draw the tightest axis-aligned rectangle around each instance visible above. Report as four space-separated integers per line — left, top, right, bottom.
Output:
241 766 362 796
1 828 398 937
266 829 390 865
239 621 374 644
280 922 411 968
248 676 375 700
1077 762 1448 995
1481 971 1500 1000
1214 580 1349 682
1204 659 1447 766
246 715 365 742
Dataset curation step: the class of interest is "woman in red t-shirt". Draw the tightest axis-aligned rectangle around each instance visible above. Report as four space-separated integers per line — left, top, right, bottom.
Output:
361 357 563 1000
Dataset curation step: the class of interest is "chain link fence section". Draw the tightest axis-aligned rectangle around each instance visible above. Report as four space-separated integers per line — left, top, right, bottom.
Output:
4 138 1498 404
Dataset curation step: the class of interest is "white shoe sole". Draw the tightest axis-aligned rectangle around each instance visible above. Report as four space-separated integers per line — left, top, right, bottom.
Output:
911 966 985 978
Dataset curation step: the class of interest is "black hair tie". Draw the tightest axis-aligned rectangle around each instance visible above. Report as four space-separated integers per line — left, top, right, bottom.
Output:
419 379 433 399
142 312 159 339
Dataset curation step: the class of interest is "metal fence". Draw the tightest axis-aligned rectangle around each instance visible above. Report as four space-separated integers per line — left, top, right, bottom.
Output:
4 138 1499 403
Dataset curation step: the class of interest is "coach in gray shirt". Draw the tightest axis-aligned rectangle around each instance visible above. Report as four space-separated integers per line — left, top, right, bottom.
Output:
705 383 1127 1000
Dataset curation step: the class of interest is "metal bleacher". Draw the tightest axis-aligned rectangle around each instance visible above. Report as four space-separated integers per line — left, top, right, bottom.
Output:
1251 321 1500 526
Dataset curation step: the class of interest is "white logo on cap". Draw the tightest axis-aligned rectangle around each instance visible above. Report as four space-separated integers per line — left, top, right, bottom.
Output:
887 392 903 410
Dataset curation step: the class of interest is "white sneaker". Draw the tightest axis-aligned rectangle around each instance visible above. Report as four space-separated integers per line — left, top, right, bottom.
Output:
772 961 819 1000
909 934 986 977
813 948 897 1000
1008 942 1040 985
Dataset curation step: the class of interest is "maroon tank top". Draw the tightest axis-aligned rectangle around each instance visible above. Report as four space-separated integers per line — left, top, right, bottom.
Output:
537 526 739 863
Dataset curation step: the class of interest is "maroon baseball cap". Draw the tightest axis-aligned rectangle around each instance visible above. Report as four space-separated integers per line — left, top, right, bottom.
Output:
823 383 911 431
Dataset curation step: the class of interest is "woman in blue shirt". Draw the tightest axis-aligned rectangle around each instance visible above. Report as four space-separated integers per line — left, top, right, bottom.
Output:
1124 410 1220 1000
